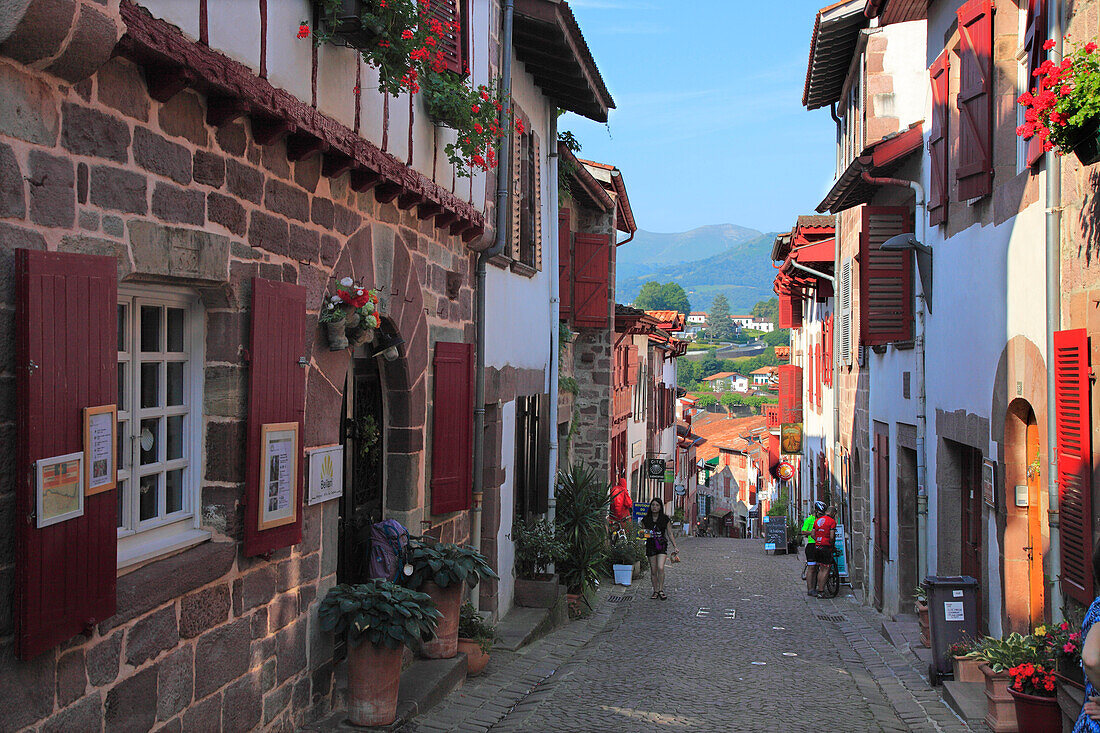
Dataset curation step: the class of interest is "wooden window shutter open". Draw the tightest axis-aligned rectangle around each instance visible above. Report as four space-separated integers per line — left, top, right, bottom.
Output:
533 133 542 271
823 316 833 386
1054 328 1093 604
859 206 913 346
778 365 803 425
16 250 117 659
572 232 610 328
558 209 573 321
929 50 950 226
1024 0 1048 167
627 345 639 386
244 278 307 557
839 260 853 366
778 291 802 329
815 343 823 410
431 342 474 514
534 393 550 514
428 0 468 75
956 0 994 201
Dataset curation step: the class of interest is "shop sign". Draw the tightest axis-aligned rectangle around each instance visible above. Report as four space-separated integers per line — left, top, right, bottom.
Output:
307 444 344 506
647 458 666 479
781 423 803 454
777 461 795 481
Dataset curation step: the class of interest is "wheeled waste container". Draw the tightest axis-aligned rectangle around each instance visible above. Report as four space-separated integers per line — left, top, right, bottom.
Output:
925 575 980 685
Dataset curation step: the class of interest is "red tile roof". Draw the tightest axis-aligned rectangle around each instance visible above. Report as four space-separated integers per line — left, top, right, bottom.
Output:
694 415 769 463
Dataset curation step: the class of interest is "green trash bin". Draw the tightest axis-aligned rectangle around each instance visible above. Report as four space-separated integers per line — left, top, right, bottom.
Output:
925 575 980 685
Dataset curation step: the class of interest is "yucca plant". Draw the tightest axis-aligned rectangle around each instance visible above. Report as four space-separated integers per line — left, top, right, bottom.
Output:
555 464 611 595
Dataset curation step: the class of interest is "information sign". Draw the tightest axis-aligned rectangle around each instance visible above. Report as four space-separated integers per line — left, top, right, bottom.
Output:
763 516 787 553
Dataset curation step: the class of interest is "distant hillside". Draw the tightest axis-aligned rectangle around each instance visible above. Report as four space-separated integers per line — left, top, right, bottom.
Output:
617 228 779 313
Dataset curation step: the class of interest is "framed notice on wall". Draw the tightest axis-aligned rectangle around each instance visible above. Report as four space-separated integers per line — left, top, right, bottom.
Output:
259 422 300 531
982 458 996 510
84 404 117 495
36 452 85 528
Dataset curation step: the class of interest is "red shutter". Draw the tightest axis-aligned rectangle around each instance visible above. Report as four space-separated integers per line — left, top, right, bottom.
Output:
929 50 950 226
1054 328 1094 605
16 250 117 659
778 292 802 329
859 206 913 346
956 0 994 200
573 232 610 328
823 316 833 387
808 342 816 409
431 342 474 514
428 0 468 75
626 345 639 385
1024 0 1048 167
244 278 307 557
778 365 803 425
815 343 823 411
559 209 572 322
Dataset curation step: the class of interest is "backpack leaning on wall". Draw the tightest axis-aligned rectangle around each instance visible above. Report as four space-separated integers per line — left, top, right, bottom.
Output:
368 519 410 583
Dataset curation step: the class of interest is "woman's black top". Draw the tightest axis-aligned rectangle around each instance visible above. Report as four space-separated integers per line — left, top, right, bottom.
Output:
642 514 670 557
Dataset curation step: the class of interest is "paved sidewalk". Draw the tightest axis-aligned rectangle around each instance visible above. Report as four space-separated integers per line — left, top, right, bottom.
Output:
403 538 976 732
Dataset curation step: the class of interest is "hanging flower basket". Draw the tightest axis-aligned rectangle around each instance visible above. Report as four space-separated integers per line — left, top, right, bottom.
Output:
421 74 516 177
313 0 383 50
1066 117 1100 165
320 277 382 351
1016 39 1100 165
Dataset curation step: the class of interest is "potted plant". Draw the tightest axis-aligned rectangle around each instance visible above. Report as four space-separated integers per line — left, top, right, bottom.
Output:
1016 39 1100 165
555 464 610 608
457 602 496 677
512 518 566 608
1045 618 1087 730
973 632 1051 732
318 581 441 726
421 73 513 177
401 539 497 659
1007 661 1060 733
608 533 644 587
320 277 382 351
949 637 983 683
914 584 930 648
312 0 384 49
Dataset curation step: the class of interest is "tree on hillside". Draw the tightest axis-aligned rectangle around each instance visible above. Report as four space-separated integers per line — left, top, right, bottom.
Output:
762 328 790 347
706 294 735 341
751 297 779 322
633 281 691 315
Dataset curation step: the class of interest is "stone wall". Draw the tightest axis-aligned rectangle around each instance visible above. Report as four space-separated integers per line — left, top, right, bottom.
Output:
570 328 612 482
0 35 477 730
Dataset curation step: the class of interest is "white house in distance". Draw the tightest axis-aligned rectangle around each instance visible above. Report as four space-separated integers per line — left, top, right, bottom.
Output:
688 311 708 326
751 366 778 387
702 371 749 393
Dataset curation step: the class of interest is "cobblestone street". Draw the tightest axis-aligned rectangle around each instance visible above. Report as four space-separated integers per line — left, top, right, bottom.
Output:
407 537 974 733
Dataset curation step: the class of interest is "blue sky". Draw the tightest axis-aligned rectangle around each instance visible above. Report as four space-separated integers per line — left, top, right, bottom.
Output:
562 0 838 235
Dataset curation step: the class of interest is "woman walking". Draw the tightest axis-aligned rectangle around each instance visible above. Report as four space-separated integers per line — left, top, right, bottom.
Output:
641 498 678 600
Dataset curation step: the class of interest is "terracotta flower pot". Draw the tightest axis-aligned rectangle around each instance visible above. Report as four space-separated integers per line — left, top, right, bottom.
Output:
916 601 930 648
1007 687 1060 733
514 574 562 608
981 663 1019 733
419 582 461 659
346 639 402 727
953 655 984 683
458 638 490 676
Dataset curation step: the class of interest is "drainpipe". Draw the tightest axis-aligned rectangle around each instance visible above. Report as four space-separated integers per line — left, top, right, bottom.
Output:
471 0 515 612
1045 2 1063 621
547 110 559 527
861 170 929 584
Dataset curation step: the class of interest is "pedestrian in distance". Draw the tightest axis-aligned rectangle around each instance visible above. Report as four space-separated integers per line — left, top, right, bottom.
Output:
609 468 633 539
641 498 678 600
810 505 837 598
801 501 825 591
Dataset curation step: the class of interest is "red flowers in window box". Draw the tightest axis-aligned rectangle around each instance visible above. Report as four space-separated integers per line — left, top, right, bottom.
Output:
1016 38 1100 159
1008 662 1057 697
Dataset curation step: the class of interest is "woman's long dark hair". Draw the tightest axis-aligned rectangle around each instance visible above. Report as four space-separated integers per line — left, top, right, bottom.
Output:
643 499 667 528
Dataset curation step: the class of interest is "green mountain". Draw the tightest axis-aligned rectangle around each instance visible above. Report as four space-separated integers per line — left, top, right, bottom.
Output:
616 227 779 313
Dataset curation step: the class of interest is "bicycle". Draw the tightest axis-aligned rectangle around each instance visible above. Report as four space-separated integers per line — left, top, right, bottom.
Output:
822 546 841 598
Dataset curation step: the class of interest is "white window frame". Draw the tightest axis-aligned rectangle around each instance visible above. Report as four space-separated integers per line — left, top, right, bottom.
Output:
117 286 208 568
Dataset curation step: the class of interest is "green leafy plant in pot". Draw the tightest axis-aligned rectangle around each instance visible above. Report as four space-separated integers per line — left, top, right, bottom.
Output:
457 602 497 676
555 464 610 601
318 581 441 726
401 539 497 659
608 533 645 586
512 518 566 608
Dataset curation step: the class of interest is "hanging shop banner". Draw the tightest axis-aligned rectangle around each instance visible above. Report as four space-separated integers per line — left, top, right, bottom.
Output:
777 461 795 481
647 458 666 479
307 444 344 506
781 424 803 454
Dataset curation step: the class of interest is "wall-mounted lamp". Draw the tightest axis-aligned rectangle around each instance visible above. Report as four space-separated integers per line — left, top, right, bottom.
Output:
880 233 933 313
371 332 405 362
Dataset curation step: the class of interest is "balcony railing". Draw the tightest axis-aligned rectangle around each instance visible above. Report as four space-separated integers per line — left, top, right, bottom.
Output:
613 386 632 425
764 404 781 429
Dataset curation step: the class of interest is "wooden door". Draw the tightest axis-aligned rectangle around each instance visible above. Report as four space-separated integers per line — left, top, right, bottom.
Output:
338 356 385 586
873 426 889 611
961 447 983 582
1026 417 1045 625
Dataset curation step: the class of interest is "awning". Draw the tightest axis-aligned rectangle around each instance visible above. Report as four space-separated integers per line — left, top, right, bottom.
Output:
802 0 868 110
513 0 615 122
790 238 835 264
816 122 924 213
864 0 927 25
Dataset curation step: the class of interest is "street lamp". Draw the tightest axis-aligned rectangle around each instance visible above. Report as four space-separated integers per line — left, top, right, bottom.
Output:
880 233 933 313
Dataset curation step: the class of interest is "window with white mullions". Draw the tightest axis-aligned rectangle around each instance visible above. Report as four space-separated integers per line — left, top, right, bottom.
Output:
116 290 203 553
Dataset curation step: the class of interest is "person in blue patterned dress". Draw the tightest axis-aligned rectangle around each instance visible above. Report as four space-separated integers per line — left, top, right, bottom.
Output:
1075 541 1100 732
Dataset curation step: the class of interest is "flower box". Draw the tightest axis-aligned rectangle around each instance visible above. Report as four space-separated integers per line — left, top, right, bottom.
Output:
1066 118 1100 166
316 0 382 50
982 663 1019 733
954 655 985 683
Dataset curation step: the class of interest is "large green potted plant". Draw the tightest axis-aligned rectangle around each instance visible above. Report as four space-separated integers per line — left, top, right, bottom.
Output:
401 539 497 659
973 632 1051 732
555 464 610 609
513 518 566 608
457 602 497 677
318 581 441 726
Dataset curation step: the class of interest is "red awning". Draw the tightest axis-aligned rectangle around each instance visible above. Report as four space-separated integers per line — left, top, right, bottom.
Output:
817 122 924 214
790 238 834 264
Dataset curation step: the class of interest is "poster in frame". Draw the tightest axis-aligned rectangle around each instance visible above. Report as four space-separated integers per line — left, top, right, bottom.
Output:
982 458 996 510
259 422 300 531
36 451 85 528
84 404 117 495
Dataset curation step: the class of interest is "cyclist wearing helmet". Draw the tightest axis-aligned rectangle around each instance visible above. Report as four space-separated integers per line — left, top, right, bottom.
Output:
811 505 838 598
801 502 825 593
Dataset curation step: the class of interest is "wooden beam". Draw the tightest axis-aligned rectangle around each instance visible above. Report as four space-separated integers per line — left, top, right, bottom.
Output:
397 191 424 210
206 94 249 127
416 202 442 220
449 219 471 237
374 181 402 204
251 117 293 146
321 152 355 179
349 168 381 192
286 133 328 161
434 211 458 229
143 65 194 103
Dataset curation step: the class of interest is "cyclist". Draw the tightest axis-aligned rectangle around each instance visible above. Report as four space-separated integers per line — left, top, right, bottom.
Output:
801 502 825 592
810 505 838 598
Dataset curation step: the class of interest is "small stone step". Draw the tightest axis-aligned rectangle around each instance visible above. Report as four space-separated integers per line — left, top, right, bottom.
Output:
495 596 568 652
942 680 986 724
